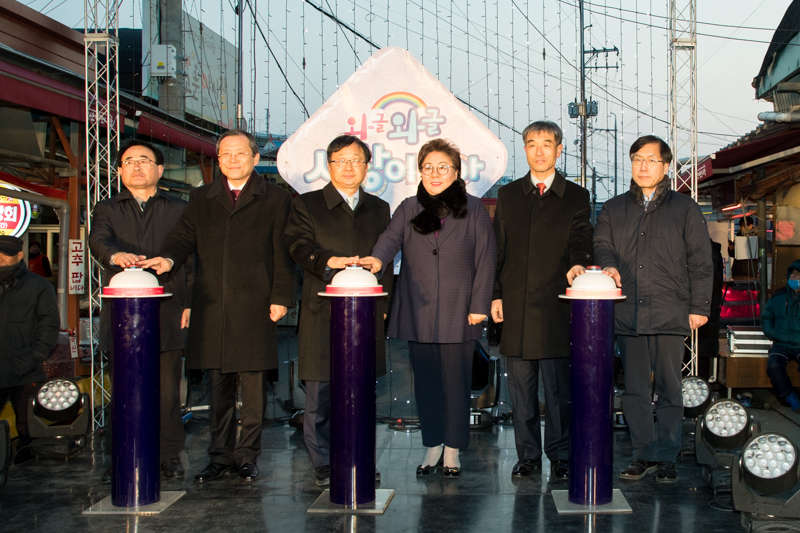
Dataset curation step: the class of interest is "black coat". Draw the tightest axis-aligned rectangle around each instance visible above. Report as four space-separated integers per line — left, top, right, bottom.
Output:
159 172 295 373
0 261 59 388
492 172 593 359
593 180 713 336
371 194 496 343
89 188 194 352
284 183 392 382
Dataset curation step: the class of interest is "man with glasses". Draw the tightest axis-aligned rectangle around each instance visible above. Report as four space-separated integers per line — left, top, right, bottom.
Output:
284 134 392 486
492 121 593 481
141 130 294 483
594 135 712 484
89 139 194 481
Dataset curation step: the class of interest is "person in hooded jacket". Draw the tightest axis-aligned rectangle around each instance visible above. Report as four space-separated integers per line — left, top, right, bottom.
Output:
764 260 800 411
0 235 59 465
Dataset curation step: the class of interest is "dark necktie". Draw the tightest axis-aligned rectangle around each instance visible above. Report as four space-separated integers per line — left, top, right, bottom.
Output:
232 189 241 204
537 182 546 196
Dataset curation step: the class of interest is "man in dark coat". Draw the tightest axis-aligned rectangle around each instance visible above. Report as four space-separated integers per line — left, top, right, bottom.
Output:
594 135 712 484
89 139 194 479
141 130 294 483
284 134 392 487
0 235 59 465
491 121 593 480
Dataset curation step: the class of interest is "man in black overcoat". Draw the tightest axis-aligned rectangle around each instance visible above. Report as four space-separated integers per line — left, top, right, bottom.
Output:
90 140 194 480
284 134 392 487
141 130 294 483
492 121 593 480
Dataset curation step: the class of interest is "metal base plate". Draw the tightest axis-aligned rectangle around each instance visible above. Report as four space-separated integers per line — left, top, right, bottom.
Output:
83 491 185 515
307 489 395 514
552 489 632 514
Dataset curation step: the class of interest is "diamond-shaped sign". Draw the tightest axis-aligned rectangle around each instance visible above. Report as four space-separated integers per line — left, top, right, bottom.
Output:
277 47 508 212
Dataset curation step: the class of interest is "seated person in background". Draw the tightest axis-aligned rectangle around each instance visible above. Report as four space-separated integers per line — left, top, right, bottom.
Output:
764 260 800 411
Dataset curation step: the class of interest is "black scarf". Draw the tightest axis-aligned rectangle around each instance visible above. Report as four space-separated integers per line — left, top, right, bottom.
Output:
411 178 469 235
0 260 22 287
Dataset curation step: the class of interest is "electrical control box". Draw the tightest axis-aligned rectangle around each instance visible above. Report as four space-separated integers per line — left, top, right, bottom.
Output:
150 44 177 78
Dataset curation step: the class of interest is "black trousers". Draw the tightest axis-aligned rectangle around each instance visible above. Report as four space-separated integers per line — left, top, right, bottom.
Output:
303 381 331 468
160 350 185 461
506 356 570 462
408 340 473 449
207 369 266 466
617 334 685 463
0 382 41 446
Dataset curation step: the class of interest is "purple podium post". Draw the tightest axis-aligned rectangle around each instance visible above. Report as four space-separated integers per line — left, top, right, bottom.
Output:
84 268 184 516
308 266 394 515
553 266 631 515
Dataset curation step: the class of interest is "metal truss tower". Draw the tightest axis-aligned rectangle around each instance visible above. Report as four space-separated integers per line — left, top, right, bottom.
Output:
85 0 121 429
669 0 699 377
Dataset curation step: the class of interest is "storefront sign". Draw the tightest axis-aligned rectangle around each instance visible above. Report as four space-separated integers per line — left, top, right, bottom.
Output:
68 239 85 294
277 47 508 212
0 183 32 237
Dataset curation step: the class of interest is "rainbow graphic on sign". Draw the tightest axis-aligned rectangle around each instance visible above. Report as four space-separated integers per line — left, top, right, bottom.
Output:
372 92 427 110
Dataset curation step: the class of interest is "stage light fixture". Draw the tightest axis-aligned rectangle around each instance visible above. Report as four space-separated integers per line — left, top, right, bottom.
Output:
695 398 758 495
702 399 751 450
28 379 89 459
682 376 711 418
733 432 800 531
741 433 798 495
34 379 81 422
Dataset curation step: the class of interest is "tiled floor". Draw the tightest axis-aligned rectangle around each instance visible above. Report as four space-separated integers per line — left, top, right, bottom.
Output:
2 330 799 532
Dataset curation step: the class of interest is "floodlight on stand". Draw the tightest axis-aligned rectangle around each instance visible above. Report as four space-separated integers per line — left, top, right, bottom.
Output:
682 376 710 418
35 379 82 422
732 432 800 531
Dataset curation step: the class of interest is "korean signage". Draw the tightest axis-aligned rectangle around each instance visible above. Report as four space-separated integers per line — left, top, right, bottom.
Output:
68 239 85 295
0 183 32 237
277 47 508 212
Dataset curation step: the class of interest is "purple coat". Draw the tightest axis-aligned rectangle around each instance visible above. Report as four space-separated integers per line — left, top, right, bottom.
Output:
371 194 496 343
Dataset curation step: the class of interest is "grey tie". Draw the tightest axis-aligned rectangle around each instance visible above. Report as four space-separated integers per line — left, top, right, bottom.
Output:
347 195 358 211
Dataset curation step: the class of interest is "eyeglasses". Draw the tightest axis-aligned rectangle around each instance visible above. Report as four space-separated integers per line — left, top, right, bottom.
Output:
632 157 665 166
329 159 367 168
421 164 452 176
121 158 155 167
218 151 253 161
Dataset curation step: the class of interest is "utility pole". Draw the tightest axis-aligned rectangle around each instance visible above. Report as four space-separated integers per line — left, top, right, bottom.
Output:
591 114 619 198
579 0 587 189
237 0 244 130
591 167 597 222
574 0 618 191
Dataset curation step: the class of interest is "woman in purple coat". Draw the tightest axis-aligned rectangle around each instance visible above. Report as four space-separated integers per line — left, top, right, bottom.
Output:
361 139 496 477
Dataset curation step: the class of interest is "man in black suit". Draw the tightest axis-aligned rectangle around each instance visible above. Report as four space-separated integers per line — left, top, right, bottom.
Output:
141 130 294 483
89 139 193 480
492 121 593 480
284 134 392 487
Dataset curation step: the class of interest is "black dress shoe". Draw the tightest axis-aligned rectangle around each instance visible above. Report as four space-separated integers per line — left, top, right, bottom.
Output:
238 463 260 481
551 460 569 480
161 458 185 479
443 466 460 477
512 459 541 477
194 462 236 483
315 465 331 487
101 467 112 484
